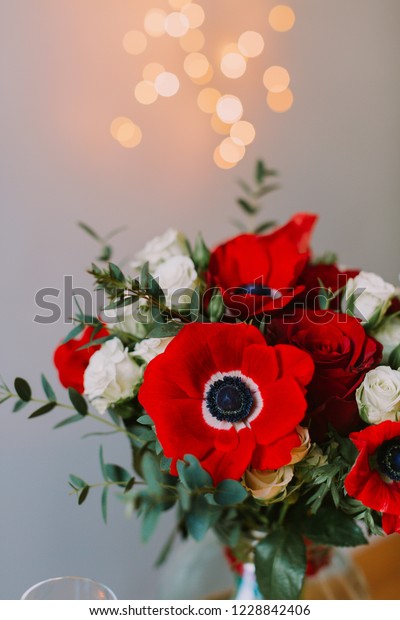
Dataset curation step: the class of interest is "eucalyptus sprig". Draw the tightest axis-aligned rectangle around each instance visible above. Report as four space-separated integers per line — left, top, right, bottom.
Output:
234 159 280 233
78 222 127 262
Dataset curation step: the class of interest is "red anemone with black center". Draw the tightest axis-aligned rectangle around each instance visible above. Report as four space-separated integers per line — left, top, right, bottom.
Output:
139 322 314 484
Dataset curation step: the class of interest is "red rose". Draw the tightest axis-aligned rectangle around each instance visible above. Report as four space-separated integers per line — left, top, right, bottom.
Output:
298 263 359 310
207 213 317 319
139 322 314 484
54 326 109 393
345 421 400 534
269 310 382 440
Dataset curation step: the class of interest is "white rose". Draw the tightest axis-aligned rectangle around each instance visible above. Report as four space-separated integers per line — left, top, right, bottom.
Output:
356 366 400 424
132 228 189 271
243 466 294 504
154 255 198 308
84 338 142 414
342 271 395 324
133 337 174 364
371 314 400 363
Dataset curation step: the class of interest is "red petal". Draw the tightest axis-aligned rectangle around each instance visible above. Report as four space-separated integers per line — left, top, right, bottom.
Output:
382 513 400 534
274 344 314 387
201 426 256 484
252 430 300 470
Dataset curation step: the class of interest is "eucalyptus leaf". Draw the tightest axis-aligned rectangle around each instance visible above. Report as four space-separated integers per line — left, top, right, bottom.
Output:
177 455 213 490
214 479 248 506
61 324 84 344
12 399 28 412
101 486 109 524
78 485 90 505
69 474 87 489
78 222 101 241
185 496 214 541
68 388 88 416
109 262 125 284
104 463 131 487
148 323 183 338
141 505 162 542
29 402 57 418
14 378 32 402
237 198 258 215
53 414 84 429
41 374 56 402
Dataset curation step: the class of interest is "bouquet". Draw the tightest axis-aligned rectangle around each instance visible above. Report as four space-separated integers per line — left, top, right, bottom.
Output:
2 162 400 599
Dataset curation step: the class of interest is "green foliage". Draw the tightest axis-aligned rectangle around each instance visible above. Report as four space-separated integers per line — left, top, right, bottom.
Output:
177 455 213 490
301 507 367 547
389 344 400 370
68 388 88 416
41 374 56 402
14 378 32 402
28 402 57 418
235 160 279 232
214 479 248 506
255 529 306 600
208 291 225 322
192 233 211 272
78 221 126 263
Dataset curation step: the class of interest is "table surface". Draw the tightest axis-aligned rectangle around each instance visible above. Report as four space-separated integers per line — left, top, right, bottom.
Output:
353 534 400 600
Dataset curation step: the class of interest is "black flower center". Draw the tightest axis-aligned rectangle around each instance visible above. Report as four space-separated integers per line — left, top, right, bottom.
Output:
235 284 282 299
206 376 253 423
377 437 400 482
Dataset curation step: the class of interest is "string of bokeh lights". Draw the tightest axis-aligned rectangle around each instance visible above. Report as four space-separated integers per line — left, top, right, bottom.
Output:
110 2 295 169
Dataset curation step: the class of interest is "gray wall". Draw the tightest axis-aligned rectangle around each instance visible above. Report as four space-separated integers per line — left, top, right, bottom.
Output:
1 0 399 599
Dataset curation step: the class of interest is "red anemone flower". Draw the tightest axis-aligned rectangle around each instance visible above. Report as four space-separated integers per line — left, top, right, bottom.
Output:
207 213 317 319
345 421 400 534
139 323 314 484
54 326 109 393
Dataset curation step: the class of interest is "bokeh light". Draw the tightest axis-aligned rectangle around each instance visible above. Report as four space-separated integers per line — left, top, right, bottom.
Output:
154 71 180 97
230 120 256 146
238 31 264 58
267 88 294 112
179 29 205 52
197 88 221 114
144 8 166 37
135 80 158 105
184 52 210 79
142 62 165 81
216 95 243 124
122 30 147 55
219 137 246 163
268 5 296 32
220 52 247 79
165 12 190 37
110 117 142 148
211 114 231 135
263 66 290 93
169 0 191 8
213 145 238 169
181 3 205 29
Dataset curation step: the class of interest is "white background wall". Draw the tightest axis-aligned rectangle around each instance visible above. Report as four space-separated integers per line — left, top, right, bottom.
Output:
1 0 399 599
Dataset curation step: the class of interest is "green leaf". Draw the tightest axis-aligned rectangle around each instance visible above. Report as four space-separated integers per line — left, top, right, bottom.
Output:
193 233 211 271
253 221 277 234
99 446 107 479
177 484 191 512
28 402 57 418
68 388 88 416
301 507 368 547
255 529 306 600
78 485 90 505
141 505 162 542
140 262 151 289
155 529 177 567
61 324 84 344
78 221 101 241
208 292 225 323
53 414 84 429
185 496 214 541
148 322 183 338
214 479 248 506
124 477 136 493
98 245 112 262
14 378 32 402
141 452 164 493
253 183 280 199
177 454 213 490
136 415 154 426
77 335 113 350
41 374 56 402
101 486 108 524
104 463 131 487
13 399 28 412
69 474 87 489
237 179 252 195
237 198 259 215
389 344 400 371
109 262 125 283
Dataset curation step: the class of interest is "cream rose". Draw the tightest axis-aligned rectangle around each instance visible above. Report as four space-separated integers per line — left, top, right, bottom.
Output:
243 466 294 503
356 366 400 424
371 314 400 364
342 271 395 324
84 338 142 414
132 228 189 271
154 255 198 308
133 337 174 364
290 426 311 465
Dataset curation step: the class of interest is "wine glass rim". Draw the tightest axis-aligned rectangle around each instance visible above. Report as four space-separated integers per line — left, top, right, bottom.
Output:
21 576 117 600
